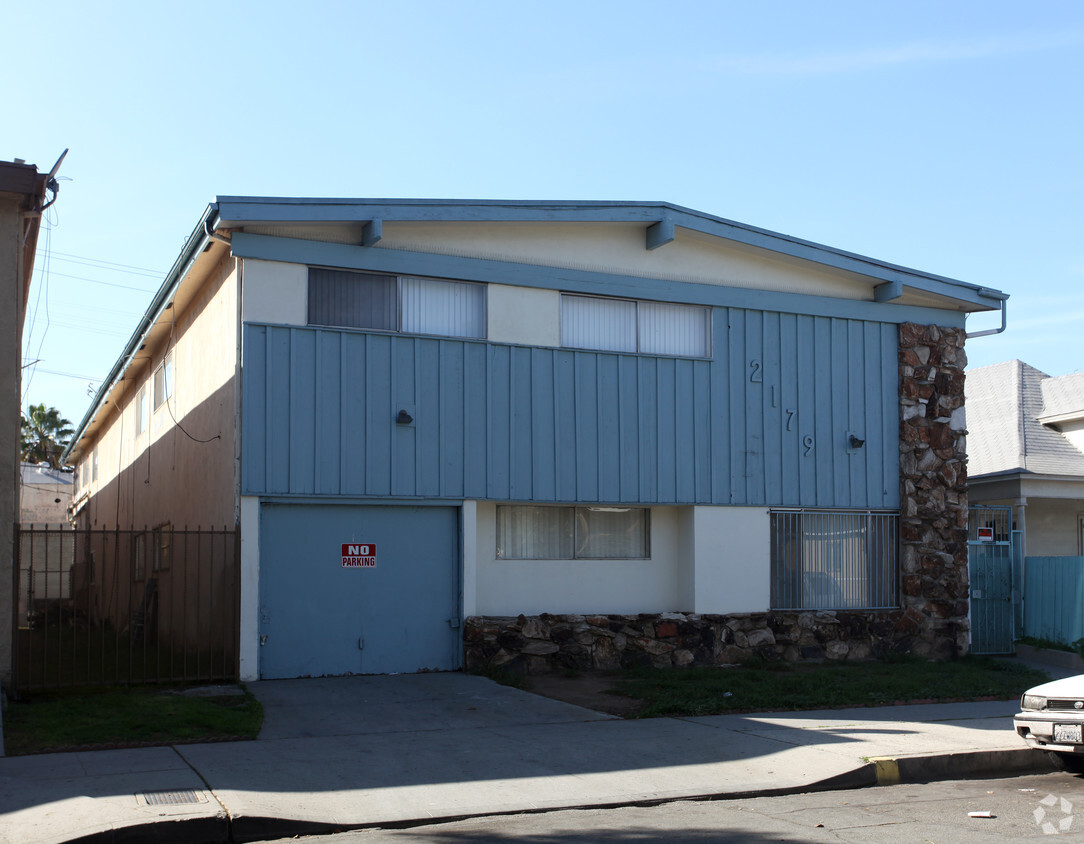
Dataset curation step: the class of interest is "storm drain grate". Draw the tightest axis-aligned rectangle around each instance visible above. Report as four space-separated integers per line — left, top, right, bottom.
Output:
142 789 205 806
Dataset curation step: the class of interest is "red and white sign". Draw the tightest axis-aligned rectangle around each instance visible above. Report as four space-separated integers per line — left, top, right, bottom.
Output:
976 527 995 542
342 543 377 568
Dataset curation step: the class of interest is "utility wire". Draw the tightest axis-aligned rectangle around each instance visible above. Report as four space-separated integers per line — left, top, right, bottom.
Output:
45 269 158 292
47 251 164 277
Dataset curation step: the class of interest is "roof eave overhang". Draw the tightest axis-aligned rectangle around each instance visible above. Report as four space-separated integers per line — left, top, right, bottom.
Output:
1038 410 1084 429
62 203 224 464
215 197 1006 314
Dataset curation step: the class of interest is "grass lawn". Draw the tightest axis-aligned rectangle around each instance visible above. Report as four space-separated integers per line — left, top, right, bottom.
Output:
609 655 1048 718
3 685 263 756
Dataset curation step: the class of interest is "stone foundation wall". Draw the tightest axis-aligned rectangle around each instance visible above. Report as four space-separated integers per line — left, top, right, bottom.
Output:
464 611 903 674
464 322 971 674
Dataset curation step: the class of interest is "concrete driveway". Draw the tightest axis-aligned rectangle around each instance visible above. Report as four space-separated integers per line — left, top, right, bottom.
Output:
248 672 617 740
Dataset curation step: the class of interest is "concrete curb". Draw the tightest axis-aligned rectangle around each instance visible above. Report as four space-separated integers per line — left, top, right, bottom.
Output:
869 746 1056 786
61 815 228 844
50 748 1056 844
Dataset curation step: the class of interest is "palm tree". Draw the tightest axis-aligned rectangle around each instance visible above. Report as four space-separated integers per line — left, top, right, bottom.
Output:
20 404 74 469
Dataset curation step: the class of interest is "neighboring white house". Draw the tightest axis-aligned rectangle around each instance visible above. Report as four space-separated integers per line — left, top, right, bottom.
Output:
19 462 74 525
966 360 1084 557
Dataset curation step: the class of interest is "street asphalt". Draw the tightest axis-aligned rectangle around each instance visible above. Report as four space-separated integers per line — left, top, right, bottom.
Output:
0 656 1075 844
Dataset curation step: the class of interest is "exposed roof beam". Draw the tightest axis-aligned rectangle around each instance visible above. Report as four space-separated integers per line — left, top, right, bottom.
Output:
874 281 903 302
646 218 675 251
362 219 382 247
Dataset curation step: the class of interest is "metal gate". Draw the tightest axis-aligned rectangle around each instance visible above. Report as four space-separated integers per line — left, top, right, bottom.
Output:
968 505 1016 654
258 503 460 679
13 524 240 692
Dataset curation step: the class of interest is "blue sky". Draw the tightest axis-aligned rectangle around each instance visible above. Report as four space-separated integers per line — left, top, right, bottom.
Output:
11 0 1084 426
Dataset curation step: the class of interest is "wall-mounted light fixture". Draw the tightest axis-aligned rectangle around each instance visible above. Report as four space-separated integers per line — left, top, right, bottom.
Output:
848 433 866 449
396 409 414 425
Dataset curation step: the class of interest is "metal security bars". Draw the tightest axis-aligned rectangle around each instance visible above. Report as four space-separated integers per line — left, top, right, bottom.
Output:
12 524 239 693
770 510 899 610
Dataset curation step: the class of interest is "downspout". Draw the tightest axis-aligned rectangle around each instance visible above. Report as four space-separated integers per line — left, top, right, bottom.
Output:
966 295 1008 339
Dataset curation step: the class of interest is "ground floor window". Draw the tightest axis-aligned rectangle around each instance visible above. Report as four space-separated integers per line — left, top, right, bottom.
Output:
496 505 649 560
770 509 899 610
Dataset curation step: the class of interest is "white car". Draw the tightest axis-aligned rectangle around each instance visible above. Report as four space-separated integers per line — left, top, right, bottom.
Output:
1015 675 1084 773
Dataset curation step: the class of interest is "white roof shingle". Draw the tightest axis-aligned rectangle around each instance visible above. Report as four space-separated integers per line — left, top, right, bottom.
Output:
966 360 1084 478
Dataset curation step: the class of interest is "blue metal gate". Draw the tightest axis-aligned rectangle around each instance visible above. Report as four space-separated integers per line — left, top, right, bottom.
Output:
968 505 1016 654
259 503 460 679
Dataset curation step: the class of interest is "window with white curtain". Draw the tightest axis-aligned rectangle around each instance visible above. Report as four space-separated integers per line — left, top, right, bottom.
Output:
496 505 649 560
308 268 485 339
561 294 711 357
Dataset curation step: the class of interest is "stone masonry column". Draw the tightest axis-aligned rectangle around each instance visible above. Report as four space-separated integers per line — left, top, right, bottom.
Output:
898 323 969 658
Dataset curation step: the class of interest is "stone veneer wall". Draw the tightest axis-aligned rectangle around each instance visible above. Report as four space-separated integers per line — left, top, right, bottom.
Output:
896 322 969 659
464 322 969 673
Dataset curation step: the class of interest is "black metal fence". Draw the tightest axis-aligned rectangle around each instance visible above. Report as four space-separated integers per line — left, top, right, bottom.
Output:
12 524 240 694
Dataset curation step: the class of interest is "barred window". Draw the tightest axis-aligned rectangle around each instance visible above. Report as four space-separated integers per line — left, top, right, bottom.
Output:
770 510 899 610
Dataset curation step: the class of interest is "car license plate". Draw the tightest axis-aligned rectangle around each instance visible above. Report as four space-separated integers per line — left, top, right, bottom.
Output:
1055 724 1083 743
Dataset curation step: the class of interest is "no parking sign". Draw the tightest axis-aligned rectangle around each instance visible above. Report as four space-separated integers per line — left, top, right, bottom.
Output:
341 543 377 567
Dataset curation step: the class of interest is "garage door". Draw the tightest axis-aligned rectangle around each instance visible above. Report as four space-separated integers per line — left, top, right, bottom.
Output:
259 504 460 679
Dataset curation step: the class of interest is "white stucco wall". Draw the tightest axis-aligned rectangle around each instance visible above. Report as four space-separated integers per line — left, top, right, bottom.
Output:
461 500 478 617
1023 498 1084 557
487 284 560 346
20 483 71 525
239 495 260 681
472 502 689 615
690 506 771 613
469 503 774 616
241 259 307 325
1058 420 1084 457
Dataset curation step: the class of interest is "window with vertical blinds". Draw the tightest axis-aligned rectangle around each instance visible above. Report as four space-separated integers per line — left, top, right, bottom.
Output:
561 294 711 357
496 505 649 560
308 268 485 339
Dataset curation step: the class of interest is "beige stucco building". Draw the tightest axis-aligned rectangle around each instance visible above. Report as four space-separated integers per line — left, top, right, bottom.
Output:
1 158 54 689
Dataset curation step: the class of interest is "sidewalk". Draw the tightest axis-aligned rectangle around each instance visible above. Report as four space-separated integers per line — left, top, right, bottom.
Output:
0 660 1069 844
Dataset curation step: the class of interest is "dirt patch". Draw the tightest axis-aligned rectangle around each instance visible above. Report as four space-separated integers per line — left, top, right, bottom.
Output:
521 672 647 717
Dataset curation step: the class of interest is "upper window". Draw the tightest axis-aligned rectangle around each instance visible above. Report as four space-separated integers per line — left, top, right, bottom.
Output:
561 294 711 358
770 510 899 610
135 385 149 434
91 447 98 482
496 505 650 560
153 353 173 411
308 268 486 339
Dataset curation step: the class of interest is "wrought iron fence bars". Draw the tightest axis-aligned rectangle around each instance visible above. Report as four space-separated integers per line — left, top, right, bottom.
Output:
12 524 240 694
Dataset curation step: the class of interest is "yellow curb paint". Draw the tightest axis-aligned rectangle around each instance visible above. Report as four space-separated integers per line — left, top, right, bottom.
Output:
870 757 900 786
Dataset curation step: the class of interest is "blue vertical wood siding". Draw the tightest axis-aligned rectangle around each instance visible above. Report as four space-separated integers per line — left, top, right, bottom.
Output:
242 308 900 507
1023 557 1084 645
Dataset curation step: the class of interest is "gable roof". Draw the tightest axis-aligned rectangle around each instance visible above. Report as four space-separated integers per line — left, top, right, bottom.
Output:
1038 372 1084 427
64 197 1009 464
215 197 1008 313
966 360 1084 478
